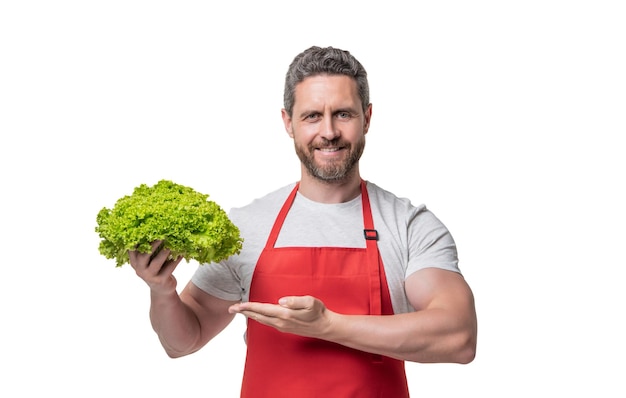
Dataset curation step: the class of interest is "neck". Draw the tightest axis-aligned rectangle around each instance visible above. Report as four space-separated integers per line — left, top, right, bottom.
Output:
298 167 362 204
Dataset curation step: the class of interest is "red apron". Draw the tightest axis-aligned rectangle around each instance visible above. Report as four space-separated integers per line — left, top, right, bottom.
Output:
240 181 410 398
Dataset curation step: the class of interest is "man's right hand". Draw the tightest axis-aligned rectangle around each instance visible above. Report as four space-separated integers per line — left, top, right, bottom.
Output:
128 240 183 295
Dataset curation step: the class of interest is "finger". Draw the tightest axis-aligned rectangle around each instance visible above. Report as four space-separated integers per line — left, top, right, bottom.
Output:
148 239 164 255
241 309 276 324
241 310 259 321
278 295 314 309
150 245 171 265
231 302 282 319
128 250 138 268
158 255 183 276
129 240 162 266
128 246 152 269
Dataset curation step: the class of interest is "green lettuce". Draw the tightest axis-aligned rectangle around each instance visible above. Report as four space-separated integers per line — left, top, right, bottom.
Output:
95 179 243 267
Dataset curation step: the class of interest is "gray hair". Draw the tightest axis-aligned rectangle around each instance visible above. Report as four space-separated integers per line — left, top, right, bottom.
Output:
283 46 370 117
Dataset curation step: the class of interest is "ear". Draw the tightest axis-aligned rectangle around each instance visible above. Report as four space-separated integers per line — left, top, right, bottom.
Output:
281 109 294 138
363 103 373 135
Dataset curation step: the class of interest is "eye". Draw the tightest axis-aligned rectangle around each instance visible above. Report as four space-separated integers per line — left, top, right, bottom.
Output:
304 113 321 121
336 111 352 119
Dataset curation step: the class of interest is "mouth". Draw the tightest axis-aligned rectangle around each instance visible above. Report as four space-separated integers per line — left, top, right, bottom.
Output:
317 147 343 153
315 146 345 159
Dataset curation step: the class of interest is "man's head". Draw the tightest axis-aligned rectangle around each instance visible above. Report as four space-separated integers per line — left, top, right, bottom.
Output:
282 46 372 184
283 46 370 118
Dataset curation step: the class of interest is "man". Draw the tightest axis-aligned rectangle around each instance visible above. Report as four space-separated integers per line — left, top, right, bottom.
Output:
129 46 477 397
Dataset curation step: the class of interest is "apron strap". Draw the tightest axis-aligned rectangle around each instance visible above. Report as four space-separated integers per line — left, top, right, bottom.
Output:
360 179 383 316
265 183 300 250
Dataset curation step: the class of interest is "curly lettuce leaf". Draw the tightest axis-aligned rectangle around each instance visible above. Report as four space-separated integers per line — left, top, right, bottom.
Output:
95 180 243 267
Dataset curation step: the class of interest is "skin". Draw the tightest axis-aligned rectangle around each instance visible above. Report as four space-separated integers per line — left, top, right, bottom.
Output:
129 74 477 364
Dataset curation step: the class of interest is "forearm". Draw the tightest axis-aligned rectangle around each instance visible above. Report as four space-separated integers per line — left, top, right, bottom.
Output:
323 308 477 364
149 290 202 358
228 269 478 363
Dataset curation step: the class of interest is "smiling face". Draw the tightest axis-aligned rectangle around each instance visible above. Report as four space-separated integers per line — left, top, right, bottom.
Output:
282 74 372 183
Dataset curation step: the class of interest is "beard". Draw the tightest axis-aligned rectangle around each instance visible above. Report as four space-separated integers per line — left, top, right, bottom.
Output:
295 135 365 182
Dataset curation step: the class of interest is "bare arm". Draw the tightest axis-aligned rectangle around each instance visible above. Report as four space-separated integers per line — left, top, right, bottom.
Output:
229 267 477 364
326 268 477 363
129 241 238 358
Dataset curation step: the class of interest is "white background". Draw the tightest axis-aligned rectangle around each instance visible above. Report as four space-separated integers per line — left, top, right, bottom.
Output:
1 1 625 396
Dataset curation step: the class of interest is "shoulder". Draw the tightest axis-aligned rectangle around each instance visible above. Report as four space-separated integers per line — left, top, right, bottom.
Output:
229 182 296 220
227 182 296 241
365 180 454 255
365 180 428 218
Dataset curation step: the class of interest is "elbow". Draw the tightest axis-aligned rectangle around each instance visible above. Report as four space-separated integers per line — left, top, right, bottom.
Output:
403 330 477 364
160 338 200 359
418 327 476 364
164 346 199 359
454 328 477 364
165 349 186 359
456 342 476 364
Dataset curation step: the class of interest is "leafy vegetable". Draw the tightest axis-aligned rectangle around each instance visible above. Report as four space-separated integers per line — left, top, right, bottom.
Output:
95 179 243 267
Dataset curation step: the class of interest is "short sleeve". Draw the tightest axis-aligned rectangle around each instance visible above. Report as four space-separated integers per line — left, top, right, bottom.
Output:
191 257 245 301
406 208 460 277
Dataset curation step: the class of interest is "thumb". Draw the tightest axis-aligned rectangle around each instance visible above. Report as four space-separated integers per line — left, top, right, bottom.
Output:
278 295 314 309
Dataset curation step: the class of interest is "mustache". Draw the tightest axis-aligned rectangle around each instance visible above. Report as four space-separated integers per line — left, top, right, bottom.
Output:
314 138 347 148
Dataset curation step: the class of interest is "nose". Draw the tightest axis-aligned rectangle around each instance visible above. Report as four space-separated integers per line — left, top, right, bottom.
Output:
319 115 340 140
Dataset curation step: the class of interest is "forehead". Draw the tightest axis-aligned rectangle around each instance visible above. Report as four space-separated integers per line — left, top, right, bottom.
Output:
293 74 360 109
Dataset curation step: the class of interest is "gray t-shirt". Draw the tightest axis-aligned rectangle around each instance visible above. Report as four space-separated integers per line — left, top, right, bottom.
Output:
191 181 459 314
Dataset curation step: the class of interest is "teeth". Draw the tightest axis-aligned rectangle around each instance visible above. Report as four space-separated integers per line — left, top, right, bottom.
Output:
320 148 340 152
